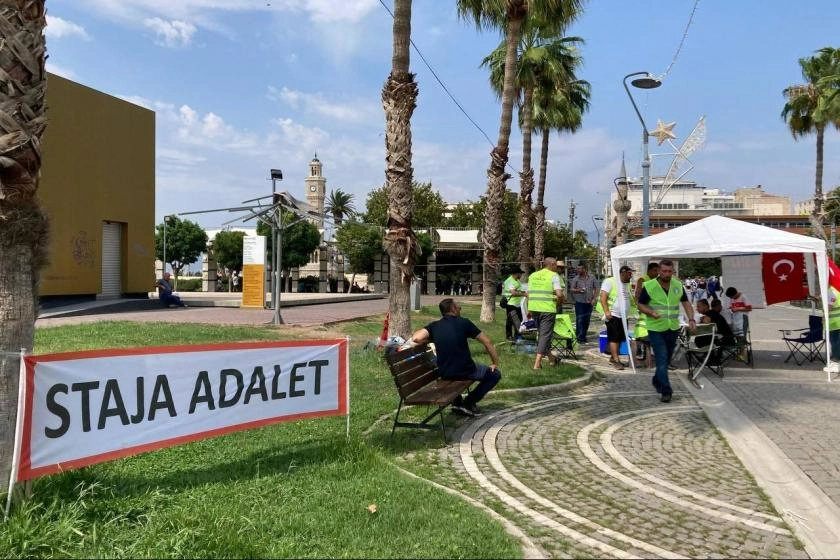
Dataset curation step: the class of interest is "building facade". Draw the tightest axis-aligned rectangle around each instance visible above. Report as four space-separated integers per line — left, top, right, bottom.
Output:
39 74 155 299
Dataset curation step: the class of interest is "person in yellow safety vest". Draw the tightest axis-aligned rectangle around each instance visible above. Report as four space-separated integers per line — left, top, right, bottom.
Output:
824 286 840 374
502 270 525 340
527 257 566 370
633 262 660 364
596 265 635 370
637 259 696 403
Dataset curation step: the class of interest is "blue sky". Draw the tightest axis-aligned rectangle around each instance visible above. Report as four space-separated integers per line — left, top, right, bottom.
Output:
44 0 840 238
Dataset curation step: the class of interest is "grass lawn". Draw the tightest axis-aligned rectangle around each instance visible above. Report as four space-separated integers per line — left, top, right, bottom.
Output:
2 303 586 558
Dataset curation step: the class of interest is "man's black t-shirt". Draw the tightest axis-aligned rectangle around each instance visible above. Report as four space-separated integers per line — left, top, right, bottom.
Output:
702 310 737 346
425 315 481 378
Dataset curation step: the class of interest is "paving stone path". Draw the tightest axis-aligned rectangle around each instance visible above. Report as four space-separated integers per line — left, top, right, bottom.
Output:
396 371 808 559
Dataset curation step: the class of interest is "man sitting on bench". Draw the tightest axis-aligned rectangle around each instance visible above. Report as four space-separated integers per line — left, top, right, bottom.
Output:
410 298 501 417
156 272 187 308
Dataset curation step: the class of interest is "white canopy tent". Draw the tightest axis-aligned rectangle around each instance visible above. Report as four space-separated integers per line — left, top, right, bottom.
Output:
608 215 831 380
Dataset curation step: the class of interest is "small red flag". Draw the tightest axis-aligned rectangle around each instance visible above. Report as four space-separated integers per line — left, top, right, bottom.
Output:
828 257 840 293
762 253 808 305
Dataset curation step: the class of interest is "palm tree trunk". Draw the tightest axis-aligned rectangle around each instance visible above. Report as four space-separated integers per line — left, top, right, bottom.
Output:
480 7 524 323
382 0 418 339
533 129 550 263
517 87 535 276
815 124 825 218
0 0 49 487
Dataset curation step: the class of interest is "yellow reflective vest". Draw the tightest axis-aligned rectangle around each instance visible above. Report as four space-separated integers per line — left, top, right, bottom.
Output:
503 275 522 306
830 287 840 332
527 268 559 312
643 277 684 332
595 277 637 317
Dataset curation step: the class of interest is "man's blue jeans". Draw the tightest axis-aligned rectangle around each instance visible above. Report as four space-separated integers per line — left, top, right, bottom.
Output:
574 302 593 342
648 329 679 396
454 363 501 406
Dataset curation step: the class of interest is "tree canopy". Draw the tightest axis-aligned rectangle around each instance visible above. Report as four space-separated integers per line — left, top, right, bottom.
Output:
154 217 208 279
211 230 246 273
335 221 382 276
362 181 447 227
256 213 322 270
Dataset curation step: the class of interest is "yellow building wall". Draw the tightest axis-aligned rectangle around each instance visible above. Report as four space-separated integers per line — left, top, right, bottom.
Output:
38 73 155 297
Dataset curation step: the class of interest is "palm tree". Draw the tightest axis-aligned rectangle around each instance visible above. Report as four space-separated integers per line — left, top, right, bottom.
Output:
382 0 419 339
482 29 583 276
782 48 840 223
457 0 581 322
533 77 590 262
0 1 48 485
325 189 356 226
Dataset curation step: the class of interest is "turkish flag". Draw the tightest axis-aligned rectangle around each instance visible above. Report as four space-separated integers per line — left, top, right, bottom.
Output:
762 253 808 305
828 257 840 292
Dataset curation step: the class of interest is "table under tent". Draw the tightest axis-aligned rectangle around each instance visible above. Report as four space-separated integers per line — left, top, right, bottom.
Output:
607 215 832 381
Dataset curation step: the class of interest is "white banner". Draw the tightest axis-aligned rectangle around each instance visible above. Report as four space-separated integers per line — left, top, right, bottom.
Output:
243 235 266 265
18 339 348 481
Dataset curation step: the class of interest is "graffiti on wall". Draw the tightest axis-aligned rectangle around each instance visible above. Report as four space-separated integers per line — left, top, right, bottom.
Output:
71 231 96 267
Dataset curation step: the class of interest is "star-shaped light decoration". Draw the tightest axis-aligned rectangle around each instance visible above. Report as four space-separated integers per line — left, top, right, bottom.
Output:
649 120 677 145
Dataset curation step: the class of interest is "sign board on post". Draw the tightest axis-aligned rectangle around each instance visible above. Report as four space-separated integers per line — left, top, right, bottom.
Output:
17 339 349 482
242 235 266 308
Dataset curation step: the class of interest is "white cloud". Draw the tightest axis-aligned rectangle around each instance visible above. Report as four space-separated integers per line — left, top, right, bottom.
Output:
270 86 380 125
46 16 90 40
144 17 197 47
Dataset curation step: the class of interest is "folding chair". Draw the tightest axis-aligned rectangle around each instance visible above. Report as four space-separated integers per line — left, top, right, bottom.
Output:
550 313 578 360
781 314 826 365
684 324 721 380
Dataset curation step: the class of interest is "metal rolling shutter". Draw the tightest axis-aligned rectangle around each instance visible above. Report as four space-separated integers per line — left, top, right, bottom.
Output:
100 222 122 299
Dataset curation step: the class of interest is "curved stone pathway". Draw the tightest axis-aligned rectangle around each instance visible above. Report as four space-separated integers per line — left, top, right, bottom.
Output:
397 373 808 559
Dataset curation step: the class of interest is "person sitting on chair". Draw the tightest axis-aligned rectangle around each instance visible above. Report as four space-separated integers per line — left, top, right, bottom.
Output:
156 272 187 308
696 298 737 348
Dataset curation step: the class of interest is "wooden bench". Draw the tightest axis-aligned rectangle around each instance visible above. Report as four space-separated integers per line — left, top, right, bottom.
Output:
385 343 473 442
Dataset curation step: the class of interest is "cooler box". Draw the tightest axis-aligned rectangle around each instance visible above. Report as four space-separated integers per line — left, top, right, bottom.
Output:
599 329 631 356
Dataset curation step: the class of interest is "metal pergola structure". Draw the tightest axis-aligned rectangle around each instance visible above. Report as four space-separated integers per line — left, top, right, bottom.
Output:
177 190 321 325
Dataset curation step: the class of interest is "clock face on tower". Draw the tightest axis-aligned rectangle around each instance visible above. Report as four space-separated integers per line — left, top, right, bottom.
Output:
310 185 317 192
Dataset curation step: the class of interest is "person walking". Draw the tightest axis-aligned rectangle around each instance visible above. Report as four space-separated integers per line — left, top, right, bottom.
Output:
637 259 695 402
571 263 599 343
502 270 526 340
527 257 565 370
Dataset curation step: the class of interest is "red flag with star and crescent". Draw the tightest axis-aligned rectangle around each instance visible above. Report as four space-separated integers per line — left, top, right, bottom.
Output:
762 253 808 305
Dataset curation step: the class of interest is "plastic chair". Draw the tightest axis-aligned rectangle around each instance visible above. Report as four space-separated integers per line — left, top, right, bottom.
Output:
781 314 826 365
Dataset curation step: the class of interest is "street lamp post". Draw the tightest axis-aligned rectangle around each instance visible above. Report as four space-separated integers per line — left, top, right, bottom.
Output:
162 214 177 276
592 216 603 278
270 168 284 325
623 71 662 237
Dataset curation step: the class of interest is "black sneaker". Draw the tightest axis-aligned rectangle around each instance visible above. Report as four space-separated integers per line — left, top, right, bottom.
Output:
465 401 482 416
453 394 464 408
660 393 672 403
451 403 477 417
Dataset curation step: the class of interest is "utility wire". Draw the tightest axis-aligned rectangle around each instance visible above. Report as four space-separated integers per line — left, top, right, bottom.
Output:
655 0 700 81
377 0 521 177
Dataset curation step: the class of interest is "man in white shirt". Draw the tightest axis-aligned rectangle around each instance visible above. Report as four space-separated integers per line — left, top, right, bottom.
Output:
723 286 752 335
599 266 634 370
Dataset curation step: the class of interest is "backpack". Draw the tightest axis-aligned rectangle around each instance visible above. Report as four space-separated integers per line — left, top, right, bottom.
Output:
499 295 508 308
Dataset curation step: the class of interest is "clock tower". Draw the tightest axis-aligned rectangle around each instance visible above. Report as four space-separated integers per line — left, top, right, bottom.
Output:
304 153 326 227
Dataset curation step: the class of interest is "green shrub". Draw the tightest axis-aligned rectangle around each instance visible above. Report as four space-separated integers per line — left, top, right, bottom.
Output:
175 277 202 292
